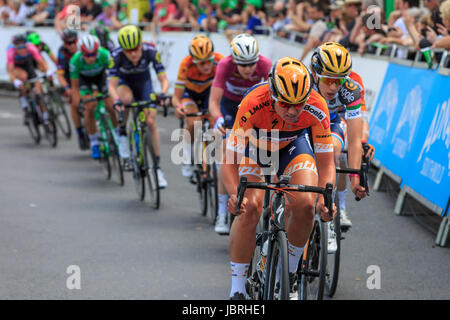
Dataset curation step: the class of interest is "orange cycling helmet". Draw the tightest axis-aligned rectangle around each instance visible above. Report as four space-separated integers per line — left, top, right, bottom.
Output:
311 42 352 77
189 35 214 62
269 57 312 104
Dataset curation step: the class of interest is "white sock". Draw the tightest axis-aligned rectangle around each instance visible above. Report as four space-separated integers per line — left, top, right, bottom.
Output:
288 242 304 274
218 194 229 217
89 133 99 147
230 262 249 297
183 140 192 165
19 96 28 109
338 190 347 211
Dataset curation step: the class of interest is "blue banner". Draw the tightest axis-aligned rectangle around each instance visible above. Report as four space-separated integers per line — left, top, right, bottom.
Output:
369 63 450 211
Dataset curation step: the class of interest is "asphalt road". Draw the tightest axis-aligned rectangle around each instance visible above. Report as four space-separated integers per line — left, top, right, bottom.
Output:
1 95 449 300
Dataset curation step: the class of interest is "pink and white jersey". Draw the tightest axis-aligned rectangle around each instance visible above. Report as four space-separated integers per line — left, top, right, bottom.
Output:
212 55 272 102
7 43 42 66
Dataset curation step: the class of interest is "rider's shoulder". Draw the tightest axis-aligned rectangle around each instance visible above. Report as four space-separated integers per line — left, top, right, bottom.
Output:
338 78 361 104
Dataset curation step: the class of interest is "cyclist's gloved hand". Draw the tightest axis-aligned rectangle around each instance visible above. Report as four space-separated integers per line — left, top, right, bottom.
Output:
13 79 23 89
45 70 53 79
159 93 170 106
214 116 224 130
362 141 375 161
113 99 124 112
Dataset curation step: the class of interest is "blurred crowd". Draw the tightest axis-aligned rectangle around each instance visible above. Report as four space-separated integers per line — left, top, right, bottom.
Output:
1 0 450 56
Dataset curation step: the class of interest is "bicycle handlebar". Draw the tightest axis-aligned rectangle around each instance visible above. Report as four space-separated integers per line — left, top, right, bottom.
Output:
236 176 334 220
336 143 370 201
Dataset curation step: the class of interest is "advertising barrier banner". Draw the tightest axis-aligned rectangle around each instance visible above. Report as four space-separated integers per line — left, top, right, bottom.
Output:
369 63 450 211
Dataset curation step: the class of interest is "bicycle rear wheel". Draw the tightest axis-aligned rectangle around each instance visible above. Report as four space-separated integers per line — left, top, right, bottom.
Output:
49 91 71 138
99 117 111 180
129 127 145 201
299 215 327 300
265 231 289 300
325 203 341 297
143 130 160 209
195 163 208 216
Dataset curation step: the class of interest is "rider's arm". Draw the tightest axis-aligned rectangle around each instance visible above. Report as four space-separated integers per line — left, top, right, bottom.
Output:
172 85 185 109
157 72 170 95
208 86 224 120
7 64 16 83
108 77 120 102
70 78 80 107
49 52 58 65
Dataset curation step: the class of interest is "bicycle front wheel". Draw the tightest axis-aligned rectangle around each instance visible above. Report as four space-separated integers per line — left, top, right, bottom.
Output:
207 163 218 224
265 231 289 300
107 124 124 186
195 163 208 216
129 127 145 201
299 215 327 300
143 130 160 209
26 105 41 144
246 233 265 301
44 110 58 148
49 91 71 138
325 201 342 297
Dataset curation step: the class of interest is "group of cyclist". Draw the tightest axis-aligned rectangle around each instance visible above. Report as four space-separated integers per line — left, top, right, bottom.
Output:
7 25 374 300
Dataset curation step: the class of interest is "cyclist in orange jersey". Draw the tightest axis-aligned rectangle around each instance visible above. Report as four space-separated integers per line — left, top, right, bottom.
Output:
222 57 337 300
172 35 224 179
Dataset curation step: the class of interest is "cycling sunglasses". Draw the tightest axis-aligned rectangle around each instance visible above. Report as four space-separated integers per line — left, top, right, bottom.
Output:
276 100 306 110
316 74 347 86
16 44 27 50
194 57 214 66
64 40 77 45
82 51 98 58
124 46 140 53
237 62 256 68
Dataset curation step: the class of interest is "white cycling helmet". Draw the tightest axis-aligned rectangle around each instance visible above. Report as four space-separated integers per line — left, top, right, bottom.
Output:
230 34 259 64
78 34 99 54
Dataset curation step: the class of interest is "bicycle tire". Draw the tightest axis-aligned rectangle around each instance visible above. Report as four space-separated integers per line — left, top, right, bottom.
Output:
99 115 112 180
265 231 289 300
195 163 208 216
299 215 327 300
207 163 218 224
129 126 145 201
50 91 72 138
26 104 41 144
44 110 58 148
325 198 341 298
106 123 124 186
143 129 160 209
246 233 265 301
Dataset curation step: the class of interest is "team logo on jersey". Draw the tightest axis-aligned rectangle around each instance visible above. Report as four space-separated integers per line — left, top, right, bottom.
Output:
108 57 114 69
303 104 330 129
155 52 162 64
345 80 357 90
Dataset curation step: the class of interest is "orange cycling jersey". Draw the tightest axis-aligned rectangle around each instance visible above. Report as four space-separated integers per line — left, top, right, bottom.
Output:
349 70 366 113
175 52 224 94
227 82 333 153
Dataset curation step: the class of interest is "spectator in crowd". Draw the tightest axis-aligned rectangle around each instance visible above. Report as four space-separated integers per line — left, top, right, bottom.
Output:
244 0 264 34
216 0 244 34
116 0 128 25
266 6 290 37
197 0 218 32
299 2 327 61
284 0 312 33
80 0 102 24
151 0 177 37
351 11 389 54
169 0 198 31
55 0 81 33
1 0 14 23
29 0 55 26
338 0 363 51
95 1 123 30
322 1 347 43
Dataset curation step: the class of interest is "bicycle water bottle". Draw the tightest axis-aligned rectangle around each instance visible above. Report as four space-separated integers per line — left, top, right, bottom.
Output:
257 240 269 272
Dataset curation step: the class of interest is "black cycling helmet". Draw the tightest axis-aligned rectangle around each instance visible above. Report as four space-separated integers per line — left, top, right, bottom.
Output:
12 34 27 46
90 25 110 48
61 28 78 42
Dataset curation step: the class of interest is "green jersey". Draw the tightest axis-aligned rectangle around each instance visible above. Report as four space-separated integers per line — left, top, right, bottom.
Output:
69 47 112 79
